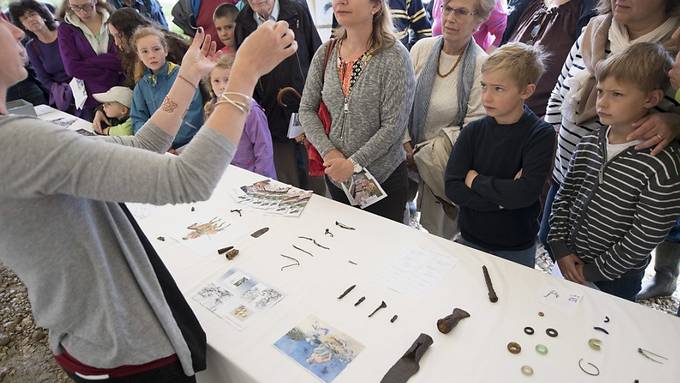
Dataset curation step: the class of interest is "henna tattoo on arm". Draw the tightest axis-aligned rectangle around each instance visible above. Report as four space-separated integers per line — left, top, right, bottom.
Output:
161 96 179 113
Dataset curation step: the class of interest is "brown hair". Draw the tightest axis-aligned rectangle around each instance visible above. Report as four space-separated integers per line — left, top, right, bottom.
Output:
594 42 673 93
57 0 112 20
482 42 546 87
596 0 680 16
334 0 396 53
131 26 168 52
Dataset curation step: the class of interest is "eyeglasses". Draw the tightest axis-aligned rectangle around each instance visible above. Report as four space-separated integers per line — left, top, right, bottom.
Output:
69 2 94 13
442 5 477 19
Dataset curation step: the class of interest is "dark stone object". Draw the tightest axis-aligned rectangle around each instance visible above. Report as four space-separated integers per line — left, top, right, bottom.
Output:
436 308 470 334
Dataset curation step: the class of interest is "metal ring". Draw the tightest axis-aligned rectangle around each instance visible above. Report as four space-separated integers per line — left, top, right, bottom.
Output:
657 134 663 140
524 326 534 335
578 358 600 376
535 344 548 355
546 328 558 337
507 341 522 354
588 338 602 351
521 365 534 376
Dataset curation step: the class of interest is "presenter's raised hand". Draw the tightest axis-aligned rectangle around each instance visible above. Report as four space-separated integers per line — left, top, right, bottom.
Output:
178 27 217 85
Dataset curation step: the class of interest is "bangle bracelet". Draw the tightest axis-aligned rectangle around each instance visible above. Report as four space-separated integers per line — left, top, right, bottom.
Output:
221 91 253 104
215 97 251 114
214 92 253 115
177 73 197 89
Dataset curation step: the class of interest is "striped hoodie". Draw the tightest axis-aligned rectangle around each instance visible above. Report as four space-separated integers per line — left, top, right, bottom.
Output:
544 32 680 185
548 128 680 281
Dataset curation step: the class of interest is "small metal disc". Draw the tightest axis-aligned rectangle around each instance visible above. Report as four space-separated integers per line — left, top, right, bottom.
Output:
521 365 534 376
546 328 558 337
535 344 548 355
507 341 522 354
524 326 534 335
538 312 545 317
588 338 602 351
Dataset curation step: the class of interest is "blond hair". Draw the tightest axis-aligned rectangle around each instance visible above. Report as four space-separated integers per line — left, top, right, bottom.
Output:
334 0 396 53
482 42 546 87
205 55 236 118
131 26 168 52
595 42 673 93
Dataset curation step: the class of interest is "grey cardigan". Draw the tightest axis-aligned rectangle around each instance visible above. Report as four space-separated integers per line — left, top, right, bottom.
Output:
300 39 416 183
0 116 236 375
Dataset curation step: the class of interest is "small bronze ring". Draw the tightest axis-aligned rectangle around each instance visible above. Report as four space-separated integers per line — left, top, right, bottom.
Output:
507 341 521 354
546 328 558 337
524 326 534 335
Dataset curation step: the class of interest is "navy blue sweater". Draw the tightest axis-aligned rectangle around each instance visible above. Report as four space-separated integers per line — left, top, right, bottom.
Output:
445 108 556 250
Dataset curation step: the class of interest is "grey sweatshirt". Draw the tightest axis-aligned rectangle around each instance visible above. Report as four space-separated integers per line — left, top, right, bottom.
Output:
300 40 416 183
0 115 236 376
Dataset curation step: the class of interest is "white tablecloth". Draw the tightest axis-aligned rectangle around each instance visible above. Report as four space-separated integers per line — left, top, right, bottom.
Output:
34 105 679 382
129 167 680 383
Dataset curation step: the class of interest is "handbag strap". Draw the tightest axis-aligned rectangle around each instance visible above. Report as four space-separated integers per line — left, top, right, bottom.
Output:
320 39 336 87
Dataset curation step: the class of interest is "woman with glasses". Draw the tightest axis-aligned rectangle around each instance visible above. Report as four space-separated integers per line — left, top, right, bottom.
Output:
432 0 507 52
300 0 416 223
9 0 74 113
404 0 494 239
57 0 123 121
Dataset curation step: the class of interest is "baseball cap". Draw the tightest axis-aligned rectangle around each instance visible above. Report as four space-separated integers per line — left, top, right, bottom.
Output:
93 86 133 108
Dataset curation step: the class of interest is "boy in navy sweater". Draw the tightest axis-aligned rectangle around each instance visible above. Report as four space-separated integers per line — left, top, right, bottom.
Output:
445 42 556 267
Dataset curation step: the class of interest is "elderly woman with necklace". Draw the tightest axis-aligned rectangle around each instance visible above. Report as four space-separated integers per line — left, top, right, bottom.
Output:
404 0 495 239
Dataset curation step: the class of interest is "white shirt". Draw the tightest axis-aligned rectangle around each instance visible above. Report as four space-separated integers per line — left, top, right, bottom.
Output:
254 0 280 25
605 127 642 162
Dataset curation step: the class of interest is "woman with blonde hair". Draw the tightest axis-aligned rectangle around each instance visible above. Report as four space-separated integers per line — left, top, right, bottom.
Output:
300 0 416 222
57 0 123 121
405 0 495 239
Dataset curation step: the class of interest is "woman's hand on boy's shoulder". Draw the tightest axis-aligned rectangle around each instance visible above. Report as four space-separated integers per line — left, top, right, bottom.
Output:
628 113 680 156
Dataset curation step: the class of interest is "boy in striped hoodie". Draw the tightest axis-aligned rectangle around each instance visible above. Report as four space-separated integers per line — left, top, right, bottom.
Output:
548 43 680 301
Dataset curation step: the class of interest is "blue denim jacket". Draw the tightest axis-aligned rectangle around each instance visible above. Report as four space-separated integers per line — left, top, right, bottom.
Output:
131 62 204 148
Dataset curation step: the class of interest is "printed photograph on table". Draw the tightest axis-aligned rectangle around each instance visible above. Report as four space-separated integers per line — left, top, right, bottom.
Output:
274 315 364 383
47 116 77 129
192 268 285 329
341 169 387 209
233 179 313 217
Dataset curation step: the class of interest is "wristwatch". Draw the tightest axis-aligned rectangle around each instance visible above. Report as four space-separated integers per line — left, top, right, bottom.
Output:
349 158 362 173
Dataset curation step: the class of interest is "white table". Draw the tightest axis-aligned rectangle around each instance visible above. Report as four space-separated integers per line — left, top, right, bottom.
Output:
129 167 680 383
35 105 679 382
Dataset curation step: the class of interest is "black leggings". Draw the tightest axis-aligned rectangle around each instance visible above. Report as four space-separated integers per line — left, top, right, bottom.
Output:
326 162 408 223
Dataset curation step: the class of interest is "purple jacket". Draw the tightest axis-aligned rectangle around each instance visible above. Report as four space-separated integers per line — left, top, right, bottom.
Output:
232 101 277 179
57 22 123 119
26 38 73 112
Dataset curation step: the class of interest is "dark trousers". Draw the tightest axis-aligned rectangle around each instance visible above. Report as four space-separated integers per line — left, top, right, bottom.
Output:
594 269 645 302
326 162 408 223
66 360 195 383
